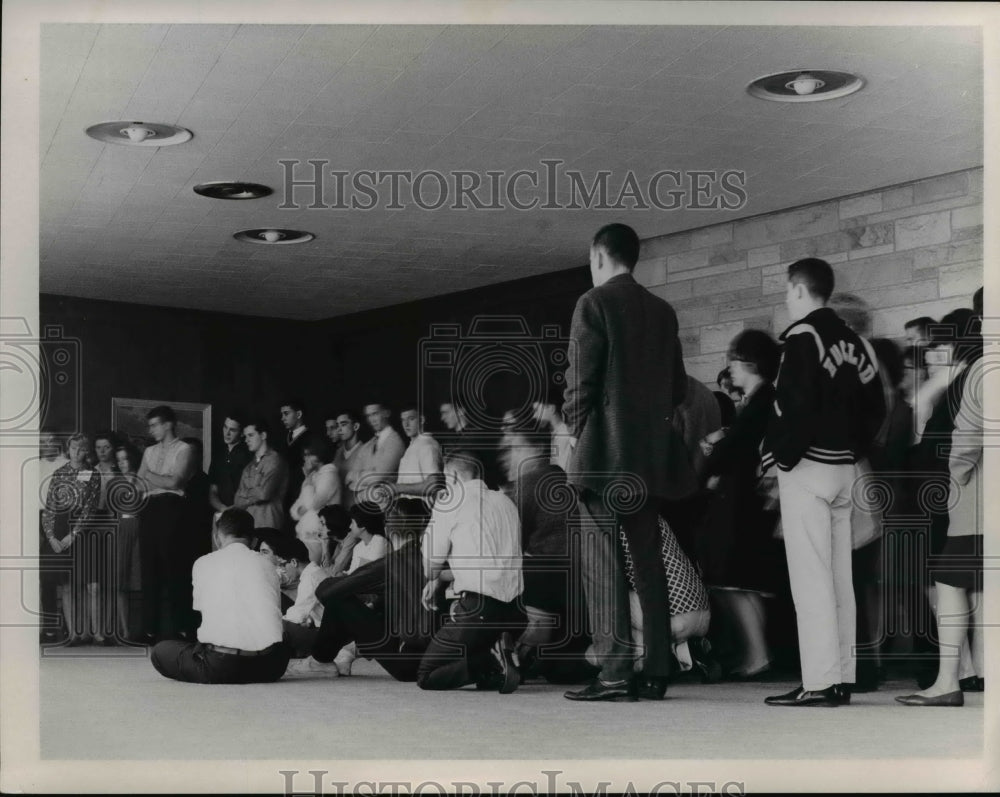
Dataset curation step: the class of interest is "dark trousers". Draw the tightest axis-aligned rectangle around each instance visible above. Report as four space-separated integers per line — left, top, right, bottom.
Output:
151 640 290 684
312 542 439 680
574 489 671 680
315 540 439 646
313 594 425 682
417 591 520 690
140 494 194 638
282 620 318 659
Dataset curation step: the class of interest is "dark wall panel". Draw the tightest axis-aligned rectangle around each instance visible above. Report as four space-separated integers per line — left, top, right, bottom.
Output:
39 264 591 444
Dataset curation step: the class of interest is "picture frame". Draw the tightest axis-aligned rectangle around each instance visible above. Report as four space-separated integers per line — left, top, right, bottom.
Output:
111 397 212 472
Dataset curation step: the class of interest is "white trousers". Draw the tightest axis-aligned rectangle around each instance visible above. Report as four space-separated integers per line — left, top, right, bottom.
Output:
777 459 856 690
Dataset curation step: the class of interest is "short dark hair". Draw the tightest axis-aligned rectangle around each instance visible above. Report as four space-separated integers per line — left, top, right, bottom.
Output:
727 329 781 382
592 223 640 270
318 505 351 540
269 534 310 565
716 367 732 388
301 433 335 464
337 409 362 426
323 409 340 423
252 527 282 552
146 405 176 425
93 429 117 447
216 508 254 540
244 418 271 438
224 411 246 428
350 502 386 537
904 316 935 335
931 308 982 364
445 450 482 480
871 338 905 389
787 258 834 302
281 398 306 414
399 401 421 416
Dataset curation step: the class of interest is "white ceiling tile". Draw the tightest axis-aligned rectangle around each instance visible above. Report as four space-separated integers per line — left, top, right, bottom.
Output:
39 23 985 320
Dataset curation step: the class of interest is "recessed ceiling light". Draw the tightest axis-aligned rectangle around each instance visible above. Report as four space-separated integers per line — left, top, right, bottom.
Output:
85 121 193 146
234 228 315 245
194 181 274 200
747 70 864 102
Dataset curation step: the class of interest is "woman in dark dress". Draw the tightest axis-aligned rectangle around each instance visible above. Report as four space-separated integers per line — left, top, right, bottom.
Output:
111 443 145 640
697 329 783 678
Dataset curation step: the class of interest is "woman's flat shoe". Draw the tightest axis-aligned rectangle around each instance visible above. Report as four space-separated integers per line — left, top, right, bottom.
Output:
895 691 964 707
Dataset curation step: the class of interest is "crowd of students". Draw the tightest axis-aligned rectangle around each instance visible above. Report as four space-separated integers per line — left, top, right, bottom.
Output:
39 226 985 709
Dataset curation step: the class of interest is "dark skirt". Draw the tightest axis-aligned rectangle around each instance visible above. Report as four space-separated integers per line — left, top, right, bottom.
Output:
931 534 983 591
696 479 783 595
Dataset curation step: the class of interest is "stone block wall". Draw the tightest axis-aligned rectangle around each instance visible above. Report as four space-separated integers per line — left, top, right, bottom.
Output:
634 168 984 385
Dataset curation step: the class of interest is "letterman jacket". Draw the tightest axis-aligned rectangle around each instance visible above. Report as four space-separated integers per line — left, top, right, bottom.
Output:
762 307 886 472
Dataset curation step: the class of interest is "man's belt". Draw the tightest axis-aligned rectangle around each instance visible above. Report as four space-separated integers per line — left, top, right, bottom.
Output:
204 641 281 657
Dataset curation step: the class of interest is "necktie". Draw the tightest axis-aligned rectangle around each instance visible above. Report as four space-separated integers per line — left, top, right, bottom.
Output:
372 436 378 455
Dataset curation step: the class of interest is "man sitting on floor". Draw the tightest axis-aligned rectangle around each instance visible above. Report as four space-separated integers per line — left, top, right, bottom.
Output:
288 499 441 681
150 508 290 684
273 535 331 659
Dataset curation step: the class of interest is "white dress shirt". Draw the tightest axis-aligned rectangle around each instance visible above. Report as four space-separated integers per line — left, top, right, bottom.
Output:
397 433 443 484
193 541 283 650
282 561 332 627
347 535 388 574
140 438 192 496
422 479 523 603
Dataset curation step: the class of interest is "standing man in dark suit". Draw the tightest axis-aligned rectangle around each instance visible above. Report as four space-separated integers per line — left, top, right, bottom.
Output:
563 223 688 702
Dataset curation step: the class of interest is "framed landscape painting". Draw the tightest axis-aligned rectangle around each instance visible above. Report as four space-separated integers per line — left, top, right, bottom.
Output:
111 397 212 472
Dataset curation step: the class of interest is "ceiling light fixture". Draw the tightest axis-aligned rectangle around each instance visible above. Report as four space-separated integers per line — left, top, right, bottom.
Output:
747 70 864 102
234 228 315 245
85 121 193 146
194 181 274 200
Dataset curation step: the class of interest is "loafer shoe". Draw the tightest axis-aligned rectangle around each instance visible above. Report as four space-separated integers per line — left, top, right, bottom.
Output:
765 685 840 707
834 684 852 705
895 691 964 707
959 676 984 693
565 678 637 702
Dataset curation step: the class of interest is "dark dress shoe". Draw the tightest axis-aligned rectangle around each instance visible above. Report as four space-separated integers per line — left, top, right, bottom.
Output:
833 684 852 705
959 676 984 693
636 675 669 700
688 638 723 683
496 636 521 695
565 678 637 702
895 690 964 707
765 685 840 707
